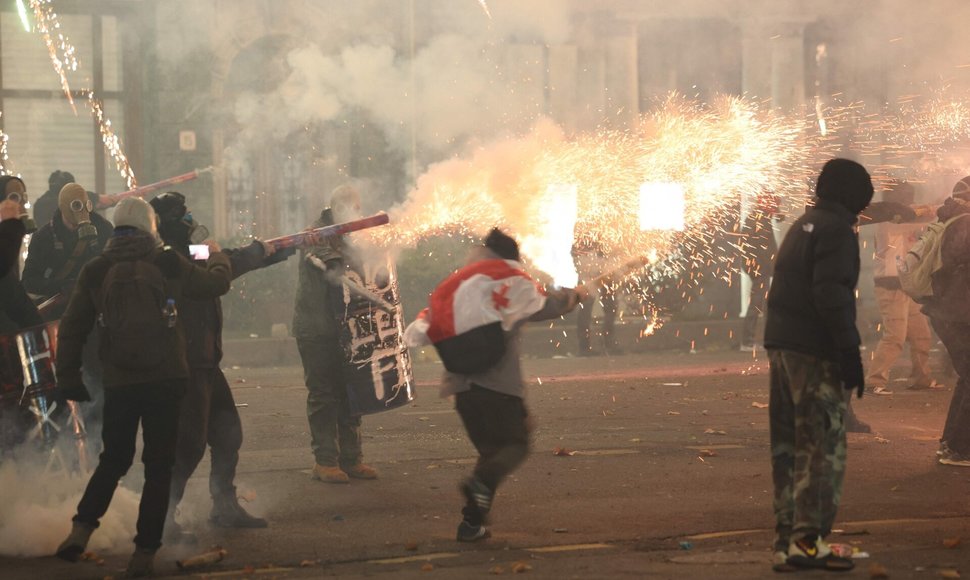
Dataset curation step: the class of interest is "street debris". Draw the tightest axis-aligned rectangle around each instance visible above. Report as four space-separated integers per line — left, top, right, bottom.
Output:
553 447 576 456
679 541 693 550
704 429 727 435
511 561 533 573
874 437 891 444
177 547 228 570
234 403 249 408
751 402 768 409
554 528 568 533
300 559 321 567
939 570 960 579
869 563 889 579
943 537 962 549
421 562 435 571
698 449 717 457
667 411 681 416
405 541 419 551
490 565 505 574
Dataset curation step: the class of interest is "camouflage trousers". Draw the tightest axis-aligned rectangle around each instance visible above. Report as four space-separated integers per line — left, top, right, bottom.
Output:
768 349 848 552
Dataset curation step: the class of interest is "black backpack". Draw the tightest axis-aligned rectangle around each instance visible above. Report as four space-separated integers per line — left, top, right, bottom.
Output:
97 258 174 370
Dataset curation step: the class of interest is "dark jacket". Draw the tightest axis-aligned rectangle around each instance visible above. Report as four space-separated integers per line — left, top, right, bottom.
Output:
181 241 293 368
0 218 43 333
56 230 232 389
292 208 347 339
923 198 970 322
22 210 114 302
32 189 100 230
0 217 25 278
764 199 862 360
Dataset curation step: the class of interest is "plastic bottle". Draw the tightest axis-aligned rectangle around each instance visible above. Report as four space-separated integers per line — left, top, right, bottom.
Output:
163 298 177 328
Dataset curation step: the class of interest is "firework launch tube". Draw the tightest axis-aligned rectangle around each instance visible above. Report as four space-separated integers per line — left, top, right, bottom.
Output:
265 213 390 251
112 166 215 203
176 548 228 570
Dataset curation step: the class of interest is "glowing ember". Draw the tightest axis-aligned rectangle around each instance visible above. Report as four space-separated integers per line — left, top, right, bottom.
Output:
30 0 78 113
476 0 492 20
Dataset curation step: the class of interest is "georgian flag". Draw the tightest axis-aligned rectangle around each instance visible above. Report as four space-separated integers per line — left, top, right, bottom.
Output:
404 259 547 347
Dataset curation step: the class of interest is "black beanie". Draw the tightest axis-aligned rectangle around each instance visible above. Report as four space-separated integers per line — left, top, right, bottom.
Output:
484 228 520 261
815 158 874 214
48 170 75 194
149 191 188 222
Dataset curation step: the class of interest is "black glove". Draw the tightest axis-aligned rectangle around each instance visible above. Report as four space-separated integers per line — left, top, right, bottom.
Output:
839 348 865 399
55 383 91 403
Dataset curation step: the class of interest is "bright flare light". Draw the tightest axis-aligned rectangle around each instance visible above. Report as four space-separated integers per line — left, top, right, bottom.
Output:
520 183 579 287
16 0 31 32
638 182 685 232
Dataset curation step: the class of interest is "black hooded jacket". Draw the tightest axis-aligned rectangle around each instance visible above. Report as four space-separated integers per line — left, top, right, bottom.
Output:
178 241 294 368
764 198 864 360
0 218 42 333
22 210 114 303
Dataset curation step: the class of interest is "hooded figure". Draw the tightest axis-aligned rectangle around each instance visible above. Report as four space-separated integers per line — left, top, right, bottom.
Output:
920 176 970 467
149 191 292 538
54 196 232 577
23 182 113 309
762 158 872 572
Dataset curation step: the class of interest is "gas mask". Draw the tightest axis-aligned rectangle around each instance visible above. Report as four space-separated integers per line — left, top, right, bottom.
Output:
151 192 208 246
183 211 209 244
58 183 98 241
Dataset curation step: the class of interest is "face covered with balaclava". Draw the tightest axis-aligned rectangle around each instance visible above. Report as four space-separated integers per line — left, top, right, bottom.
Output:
149 191 209 249
58 183 98 240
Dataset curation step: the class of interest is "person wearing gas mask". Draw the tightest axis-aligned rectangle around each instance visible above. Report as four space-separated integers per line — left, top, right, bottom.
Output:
293 184 380 484
32 170 116 228
150 191 294 541
23 183 113 317
0 175 42 334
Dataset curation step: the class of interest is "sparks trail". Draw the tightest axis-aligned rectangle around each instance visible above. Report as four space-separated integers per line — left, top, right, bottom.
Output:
87 93 137 190
29 0 77 113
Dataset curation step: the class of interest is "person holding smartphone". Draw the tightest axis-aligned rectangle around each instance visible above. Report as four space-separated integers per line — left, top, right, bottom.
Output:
149 192 294 542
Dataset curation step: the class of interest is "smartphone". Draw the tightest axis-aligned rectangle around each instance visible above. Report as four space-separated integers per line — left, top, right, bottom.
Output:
189 244 210 260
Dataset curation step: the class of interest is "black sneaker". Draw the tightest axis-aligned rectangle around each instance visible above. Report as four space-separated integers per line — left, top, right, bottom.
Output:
460 477 493 520
456 521 491 542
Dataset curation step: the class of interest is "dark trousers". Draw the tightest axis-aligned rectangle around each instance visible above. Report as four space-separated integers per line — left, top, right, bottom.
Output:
455 385 530 526
169 367 243 512
930 317 970 455
297 337 362 467
74 380 184 551
742 276 769 346
577 288 617 352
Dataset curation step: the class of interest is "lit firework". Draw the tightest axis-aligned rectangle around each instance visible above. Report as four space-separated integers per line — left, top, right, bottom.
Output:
88 92 137 189
30 0 78 113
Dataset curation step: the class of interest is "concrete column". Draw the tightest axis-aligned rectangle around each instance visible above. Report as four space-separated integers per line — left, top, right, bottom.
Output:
547 44 579 131
770 23 806 111
603 20 640 128
741 22 772 100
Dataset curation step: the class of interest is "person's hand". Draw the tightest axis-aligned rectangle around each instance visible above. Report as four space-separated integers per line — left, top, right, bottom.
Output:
258 240 276 257
574 284 590 302
839 348 865 399
55 383 91 403
0 199 18 221
203 239 222 253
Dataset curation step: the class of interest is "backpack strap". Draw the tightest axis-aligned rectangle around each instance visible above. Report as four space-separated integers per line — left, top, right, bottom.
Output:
51 237 92 282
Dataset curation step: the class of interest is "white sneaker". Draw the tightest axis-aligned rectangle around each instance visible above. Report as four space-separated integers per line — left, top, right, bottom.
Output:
787 536 854 570
871 386 893 396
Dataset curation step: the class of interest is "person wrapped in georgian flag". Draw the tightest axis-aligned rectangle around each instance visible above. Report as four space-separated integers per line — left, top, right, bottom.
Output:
404 228 586 543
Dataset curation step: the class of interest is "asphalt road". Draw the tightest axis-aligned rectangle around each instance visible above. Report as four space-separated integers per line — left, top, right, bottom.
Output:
2 349 968 579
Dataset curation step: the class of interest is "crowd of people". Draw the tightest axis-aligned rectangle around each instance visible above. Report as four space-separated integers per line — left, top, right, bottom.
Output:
1 159 969 575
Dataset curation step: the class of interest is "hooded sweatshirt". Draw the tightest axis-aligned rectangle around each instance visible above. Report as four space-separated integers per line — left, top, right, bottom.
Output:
56 229 231 389
764 159 873 360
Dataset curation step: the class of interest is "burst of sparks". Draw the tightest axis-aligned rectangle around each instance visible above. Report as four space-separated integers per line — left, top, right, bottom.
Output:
0 113 13 176
30 0 78 113
88 92 137 189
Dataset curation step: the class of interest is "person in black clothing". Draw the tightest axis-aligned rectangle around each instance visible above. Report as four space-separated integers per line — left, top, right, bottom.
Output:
150 192 294 540
54 197 232 578
764 158 873 572
0 178 42 334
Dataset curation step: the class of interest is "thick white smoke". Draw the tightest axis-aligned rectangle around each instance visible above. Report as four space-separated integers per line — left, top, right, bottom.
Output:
0 460 139 557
